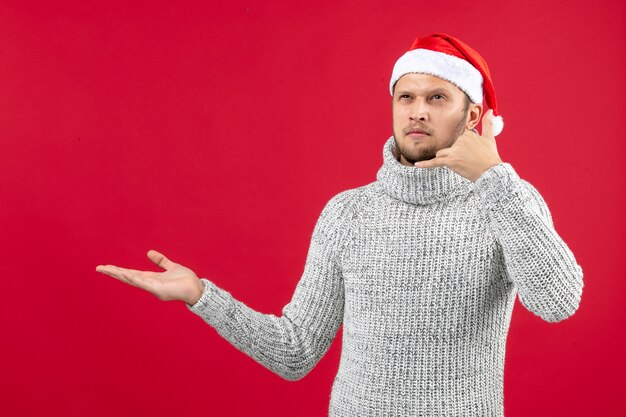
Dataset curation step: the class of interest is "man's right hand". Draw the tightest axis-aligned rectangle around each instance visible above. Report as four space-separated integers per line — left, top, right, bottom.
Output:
96 250 205 305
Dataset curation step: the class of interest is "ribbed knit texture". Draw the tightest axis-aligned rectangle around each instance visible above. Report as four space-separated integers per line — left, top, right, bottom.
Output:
187 136 584 416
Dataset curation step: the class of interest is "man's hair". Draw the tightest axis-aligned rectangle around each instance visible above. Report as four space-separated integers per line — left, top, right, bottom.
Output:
463 93 471 113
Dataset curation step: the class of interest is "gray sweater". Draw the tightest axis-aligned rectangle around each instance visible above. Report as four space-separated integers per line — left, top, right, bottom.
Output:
188 136 584 416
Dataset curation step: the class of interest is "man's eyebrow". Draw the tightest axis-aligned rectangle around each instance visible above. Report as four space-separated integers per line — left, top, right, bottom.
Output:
394 86 454 96
427 87 453 95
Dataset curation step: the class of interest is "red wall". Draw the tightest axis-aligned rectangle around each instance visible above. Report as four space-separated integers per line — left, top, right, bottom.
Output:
1 1 624 416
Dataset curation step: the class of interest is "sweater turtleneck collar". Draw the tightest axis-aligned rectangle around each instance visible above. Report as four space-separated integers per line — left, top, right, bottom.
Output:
376 136 473 205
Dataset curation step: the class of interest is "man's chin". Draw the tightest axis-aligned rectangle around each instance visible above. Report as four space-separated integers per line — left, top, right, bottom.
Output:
401 148 436 165
393 136 436 164
398 152 435 166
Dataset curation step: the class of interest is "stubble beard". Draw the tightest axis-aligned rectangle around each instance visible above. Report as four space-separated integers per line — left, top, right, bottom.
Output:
394 108 468 165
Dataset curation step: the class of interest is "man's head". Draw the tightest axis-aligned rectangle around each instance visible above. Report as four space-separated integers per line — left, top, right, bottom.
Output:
388 33 502 166
392 73 482 166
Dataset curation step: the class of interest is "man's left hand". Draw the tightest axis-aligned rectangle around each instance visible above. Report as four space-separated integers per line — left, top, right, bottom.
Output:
414 109 502 182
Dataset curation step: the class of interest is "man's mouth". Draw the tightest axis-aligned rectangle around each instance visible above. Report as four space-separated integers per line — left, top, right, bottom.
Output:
405 128 431 136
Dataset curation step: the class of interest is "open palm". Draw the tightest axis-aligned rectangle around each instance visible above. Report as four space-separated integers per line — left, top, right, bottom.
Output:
96 250 204 305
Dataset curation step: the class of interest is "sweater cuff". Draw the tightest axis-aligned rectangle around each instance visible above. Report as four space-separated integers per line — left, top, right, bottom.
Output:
186 278 232 328
474 163 522 208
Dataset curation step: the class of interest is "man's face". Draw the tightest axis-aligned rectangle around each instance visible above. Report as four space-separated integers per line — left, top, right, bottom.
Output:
392 73 478 166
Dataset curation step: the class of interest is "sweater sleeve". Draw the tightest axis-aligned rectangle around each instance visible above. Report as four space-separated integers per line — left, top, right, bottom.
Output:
186 191 356 380
474 163 584 323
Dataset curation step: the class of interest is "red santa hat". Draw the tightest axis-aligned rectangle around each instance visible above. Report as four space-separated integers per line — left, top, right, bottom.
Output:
390 33 504 136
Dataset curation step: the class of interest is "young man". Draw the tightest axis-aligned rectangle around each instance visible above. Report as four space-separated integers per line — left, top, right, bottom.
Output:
96 33 583 416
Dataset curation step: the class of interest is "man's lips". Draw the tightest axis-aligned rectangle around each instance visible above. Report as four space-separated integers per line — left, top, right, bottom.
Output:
405 129 430 136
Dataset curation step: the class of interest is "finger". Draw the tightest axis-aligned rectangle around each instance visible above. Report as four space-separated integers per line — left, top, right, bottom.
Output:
97 265 157 290
96 265 137 287
96 264 125 275
435 148 452 158
466 128 479 137
451 130 472 145
457 128 478 141
97 264 140 276
121 270 157 292
414 157 447 168
481 109 494 139
147 250 175 271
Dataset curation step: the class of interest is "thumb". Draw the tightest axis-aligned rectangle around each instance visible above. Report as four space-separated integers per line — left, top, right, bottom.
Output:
481 109 494 139
147 249 175 271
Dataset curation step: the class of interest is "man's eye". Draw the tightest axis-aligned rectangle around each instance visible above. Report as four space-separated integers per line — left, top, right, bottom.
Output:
431 94 445 100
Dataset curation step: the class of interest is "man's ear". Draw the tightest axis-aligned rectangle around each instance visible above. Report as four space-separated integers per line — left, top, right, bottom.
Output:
466 104 483 130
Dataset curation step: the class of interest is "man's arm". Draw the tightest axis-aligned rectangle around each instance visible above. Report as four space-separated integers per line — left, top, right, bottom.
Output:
409 110 583 322
97 190 357 380
186 190 357 380
474 163 584 322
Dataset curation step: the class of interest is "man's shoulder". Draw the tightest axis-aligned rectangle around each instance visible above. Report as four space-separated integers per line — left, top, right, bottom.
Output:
326 182 376 209
311 183 376 238
318 182 377 223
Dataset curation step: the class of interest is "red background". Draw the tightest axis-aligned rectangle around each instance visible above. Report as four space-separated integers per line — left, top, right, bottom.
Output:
1 1 624 416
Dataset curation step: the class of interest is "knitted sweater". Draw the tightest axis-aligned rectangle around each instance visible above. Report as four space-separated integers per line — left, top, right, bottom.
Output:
187 136 584 416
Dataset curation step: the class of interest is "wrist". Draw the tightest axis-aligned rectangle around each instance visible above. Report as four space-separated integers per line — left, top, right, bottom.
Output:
473 160 502 183
186 279 205 305
474 162 521 208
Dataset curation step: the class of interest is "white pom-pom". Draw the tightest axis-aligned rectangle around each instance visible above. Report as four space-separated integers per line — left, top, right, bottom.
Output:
490 114 504 137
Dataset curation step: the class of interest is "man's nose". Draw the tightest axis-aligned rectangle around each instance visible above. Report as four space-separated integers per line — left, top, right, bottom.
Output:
409 101 428 121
